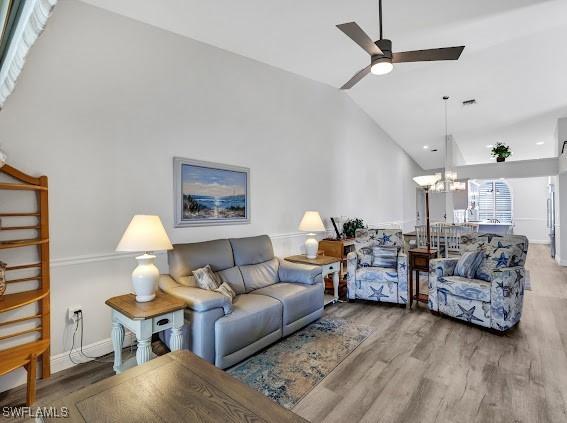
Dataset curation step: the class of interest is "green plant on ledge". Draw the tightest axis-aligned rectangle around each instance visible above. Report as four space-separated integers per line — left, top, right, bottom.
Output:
491 142 512 163
343 218 366 239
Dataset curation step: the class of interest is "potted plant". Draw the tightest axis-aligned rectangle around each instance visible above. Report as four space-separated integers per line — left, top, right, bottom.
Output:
342 218 366 239
491 142 512 162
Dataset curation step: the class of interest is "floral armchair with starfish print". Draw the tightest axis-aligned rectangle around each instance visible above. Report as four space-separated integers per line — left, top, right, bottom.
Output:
428 233 529 331
346 228 408 305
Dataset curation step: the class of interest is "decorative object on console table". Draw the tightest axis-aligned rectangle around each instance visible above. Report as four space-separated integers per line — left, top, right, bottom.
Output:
105 292 186 374
285 255 341 305
173 157 250 227
407 247 437 308
0 260 6 296
342 218 365 239
298 211 326 259
116 215 173 302
0 162 51 406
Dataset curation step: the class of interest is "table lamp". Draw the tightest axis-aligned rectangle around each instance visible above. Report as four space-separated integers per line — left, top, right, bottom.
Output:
116 215 173 302
299 211 326 259
413 174 441 251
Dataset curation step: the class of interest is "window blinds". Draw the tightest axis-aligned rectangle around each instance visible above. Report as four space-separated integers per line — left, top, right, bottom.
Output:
477 180 512 223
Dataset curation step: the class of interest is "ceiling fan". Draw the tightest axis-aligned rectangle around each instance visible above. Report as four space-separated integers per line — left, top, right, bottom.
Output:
337 0 465 89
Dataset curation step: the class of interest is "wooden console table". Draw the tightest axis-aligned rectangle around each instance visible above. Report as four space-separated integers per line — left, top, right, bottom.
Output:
318 238 355 274
408 248 438 309
49 350 307 422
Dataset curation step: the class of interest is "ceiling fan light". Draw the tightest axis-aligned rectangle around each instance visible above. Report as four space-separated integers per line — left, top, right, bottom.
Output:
371 60 393 75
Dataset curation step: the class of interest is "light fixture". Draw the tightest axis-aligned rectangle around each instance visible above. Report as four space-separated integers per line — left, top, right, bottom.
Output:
413 175 441 188
536 141 545 145
298 211 326 259
116 215 173 302
413 174 441 251
423 145 429 150
371 57 393 75
432 96 465 193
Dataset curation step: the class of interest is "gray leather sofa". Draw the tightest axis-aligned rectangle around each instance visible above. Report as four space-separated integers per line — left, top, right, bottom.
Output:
159 235 324 369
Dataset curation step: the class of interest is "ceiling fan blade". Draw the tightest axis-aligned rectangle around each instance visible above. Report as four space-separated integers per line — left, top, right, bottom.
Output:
340 65 371 90
392 46 464 63
337 22 383 56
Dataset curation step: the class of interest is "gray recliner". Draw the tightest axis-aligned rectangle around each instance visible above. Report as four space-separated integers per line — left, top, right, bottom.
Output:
159 235 324 369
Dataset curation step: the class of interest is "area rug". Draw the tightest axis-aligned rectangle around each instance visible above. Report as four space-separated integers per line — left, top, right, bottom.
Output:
227 318 373 409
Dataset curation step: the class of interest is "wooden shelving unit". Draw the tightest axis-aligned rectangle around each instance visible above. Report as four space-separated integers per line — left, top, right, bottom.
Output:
0 163 50 405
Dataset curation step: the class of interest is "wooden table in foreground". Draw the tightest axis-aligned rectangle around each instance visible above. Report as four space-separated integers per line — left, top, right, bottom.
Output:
48 350 307 423
408 247 438 309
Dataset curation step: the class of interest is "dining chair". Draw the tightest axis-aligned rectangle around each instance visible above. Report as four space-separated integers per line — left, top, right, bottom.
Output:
461 223 479 233
430 223 446 256
415 225 428 248
444 225 460 257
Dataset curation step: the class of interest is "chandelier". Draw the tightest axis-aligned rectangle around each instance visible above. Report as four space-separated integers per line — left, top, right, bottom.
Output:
432 96 465 192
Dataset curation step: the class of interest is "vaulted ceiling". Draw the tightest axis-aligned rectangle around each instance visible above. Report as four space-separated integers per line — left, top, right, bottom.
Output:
81 0 567 169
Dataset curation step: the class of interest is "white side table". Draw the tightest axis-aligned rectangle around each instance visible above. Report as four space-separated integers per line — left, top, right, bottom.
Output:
105 292 185 374
284 255 341 305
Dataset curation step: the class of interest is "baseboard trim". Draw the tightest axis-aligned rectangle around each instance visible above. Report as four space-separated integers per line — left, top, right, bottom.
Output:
51 333 135 374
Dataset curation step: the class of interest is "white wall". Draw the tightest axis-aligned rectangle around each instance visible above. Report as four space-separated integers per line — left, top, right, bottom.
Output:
0 0 421 391
507 177 549 243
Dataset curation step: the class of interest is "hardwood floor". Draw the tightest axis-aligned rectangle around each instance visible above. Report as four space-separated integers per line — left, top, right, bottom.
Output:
1 244 566 423
293 244 567 423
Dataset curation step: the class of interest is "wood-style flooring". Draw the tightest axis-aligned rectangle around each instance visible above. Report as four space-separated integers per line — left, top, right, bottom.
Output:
294 244 567 423
1 244 566 423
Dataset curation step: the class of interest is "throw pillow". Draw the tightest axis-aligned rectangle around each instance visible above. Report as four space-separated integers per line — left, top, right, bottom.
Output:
454 251 484 279
214 282 236 314
357 247 373 267
214 281 236 300
193 265 221 290
372 246 399 268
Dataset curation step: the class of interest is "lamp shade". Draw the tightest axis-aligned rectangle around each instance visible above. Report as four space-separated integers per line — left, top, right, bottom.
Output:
116 215 173 252
413 174 441 188
298 211 326 232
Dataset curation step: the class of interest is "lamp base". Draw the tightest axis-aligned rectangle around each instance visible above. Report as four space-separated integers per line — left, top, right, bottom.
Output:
132 253 159 302
305 235 319 259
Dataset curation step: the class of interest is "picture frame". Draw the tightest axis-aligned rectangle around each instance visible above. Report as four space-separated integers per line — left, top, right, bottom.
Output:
173 157 250 227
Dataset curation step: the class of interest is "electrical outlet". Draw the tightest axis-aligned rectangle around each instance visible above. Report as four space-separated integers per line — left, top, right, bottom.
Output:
68 305 82 322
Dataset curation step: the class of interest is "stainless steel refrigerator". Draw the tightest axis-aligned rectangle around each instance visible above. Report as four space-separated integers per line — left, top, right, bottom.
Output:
548 183 556 258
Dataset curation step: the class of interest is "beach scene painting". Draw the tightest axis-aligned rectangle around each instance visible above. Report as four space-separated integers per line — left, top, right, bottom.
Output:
174 158 249 226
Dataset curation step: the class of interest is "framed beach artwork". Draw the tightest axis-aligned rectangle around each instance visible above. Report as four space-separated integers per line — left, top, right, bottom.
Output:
174 157 250 227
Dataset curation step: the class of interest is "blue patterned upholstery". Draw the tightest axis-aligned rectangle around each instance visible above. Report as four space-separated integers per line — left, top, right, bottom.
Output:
346 229 408 305
429 233 528 331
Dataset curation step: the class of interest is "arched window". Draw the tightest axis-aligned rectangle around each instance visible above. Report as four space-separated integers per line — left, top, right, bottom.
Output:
477 180 512 223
